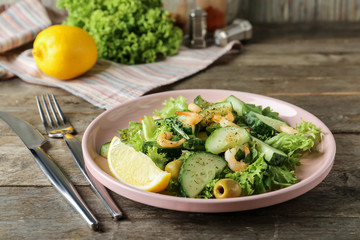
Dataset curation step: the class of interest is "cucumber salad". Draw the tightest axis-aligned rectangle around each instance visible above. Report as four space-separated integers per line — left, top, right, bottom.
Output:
101 95 323 199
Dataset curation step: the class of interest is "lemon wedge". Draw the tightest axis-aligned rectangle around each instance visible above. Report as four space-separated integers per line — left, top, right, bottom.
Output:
108 136 171 193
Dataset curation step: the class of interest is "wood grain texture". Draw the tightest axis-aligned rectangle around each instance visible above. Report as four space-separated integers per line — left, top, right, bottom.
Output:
238 0 360 23
163 0 360 23
0 23 359 239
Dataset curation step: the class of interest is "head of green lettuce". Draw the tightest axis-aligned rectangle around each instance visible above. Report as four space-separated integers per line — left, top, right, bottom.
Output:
57 0 183 64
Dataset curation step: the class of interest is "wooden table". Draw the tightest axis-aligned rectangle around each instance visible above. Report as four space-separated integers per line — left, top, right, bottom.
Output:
0 24 359 239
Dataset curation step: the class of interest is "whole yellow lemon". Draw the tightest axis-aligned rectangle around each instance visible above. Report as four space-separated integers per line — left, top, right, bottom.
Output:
33 25 98 80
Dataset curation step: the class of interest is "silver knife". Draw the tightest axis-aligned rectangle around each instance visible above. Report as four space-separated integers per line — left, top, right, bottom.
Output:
0 111 100 230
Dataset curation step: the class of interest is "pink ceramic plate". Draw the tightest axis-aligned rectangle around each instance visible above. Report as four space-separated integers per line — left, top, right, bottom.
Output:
82 89 336 212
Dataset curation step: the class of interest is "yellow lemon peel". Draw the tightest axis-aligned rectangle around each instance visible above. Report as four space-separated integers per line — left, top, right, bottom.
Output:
33 25 97 80
107 136 171 193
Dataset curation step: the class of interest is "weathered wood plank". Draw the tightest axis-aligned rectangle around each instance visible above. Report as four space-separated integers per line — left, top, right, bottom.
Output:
0 180 359 239
166 0 360 23
241 0 360 23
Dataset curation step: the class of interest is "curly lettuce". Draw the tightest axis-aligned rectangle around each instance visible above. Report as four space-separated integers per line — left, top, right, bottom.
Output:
265 133 315 156
265 119 324 169
117 121 143 151
144 146 168 170
296 119 323 142
153 96 188 118
57 0 183 64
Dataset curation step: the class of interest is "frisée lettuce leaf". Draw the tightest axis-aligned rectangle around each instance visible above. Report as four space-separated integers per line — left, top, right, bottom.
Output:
154 96 188 118
265 119 323 154
57 0 183 64
144 146 168 170
117 121 143 151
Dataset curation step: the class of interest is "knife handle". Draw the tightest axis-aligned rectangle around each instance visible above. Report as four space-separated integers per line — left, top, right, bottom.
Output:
30 147 99 230
63 135 123 220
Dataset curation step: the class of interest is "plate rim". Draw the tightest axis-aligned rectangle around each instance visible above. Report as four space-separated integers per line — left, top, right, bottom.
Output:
83 89 336 212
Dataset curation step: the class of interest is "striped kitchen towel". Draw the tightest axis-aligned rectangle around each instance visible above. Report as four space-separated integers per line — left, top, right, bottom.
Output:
0 0 241 109
0 0 51 53
0 42 240 109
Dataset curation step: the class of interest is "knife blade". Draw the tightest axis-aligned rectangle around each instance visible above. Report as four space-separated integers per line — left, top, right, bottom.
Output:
0 111 99 230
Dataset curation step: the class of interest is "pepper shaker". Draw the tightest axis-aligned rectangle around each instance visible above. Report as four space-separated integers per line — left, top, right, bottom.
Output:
188 7 207 48
214 19 252 47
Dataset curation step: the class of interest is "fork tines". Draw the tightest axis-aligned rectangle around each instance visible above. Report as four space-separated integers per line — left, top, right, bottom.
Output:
36 94 67 129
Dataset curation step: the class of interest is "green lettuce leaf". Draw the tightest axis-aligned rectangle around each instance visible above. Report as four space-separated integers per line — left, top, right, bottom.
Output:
57 0 182 64
227 154 297 195
296 118 323 142
265 132 315 156
155 117 190 140
196 179 218 199
264 119 323 169
165 178 182 197
142 115 157 141
265 119 323 155
263 165 297 190
117 121 143 151
144 146 168 170
246 104 281 120
154 96 188 118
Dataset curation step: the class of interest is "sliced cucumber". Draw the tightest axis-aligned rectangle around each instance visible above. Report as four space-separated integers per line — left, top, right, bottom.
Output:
252 137 288 166
100 142 110 158
179 152 227 198
226 95 248 116
244 111 288 137
194 95 213 108
205 126 251 154
200 101 233 127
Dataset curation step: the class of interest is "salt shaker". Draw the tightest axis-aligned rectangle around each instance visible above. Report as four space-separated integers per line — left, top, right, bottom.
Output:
188 7 207 48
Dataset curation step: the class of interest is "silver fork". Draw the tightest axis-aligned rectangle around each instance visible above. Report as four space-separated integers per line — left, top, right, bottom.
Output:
36 94 123 220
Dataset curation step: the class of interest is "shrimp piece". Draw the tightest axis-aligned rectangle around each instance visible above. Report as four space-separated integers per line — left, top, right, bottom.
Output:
157 131 186 148
243 145 250 156
224 108 235 122
213 113 239 128
176 111 203 125
212 108 236 127
279 125 299 135
188 103 202 113
224 147 249 172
